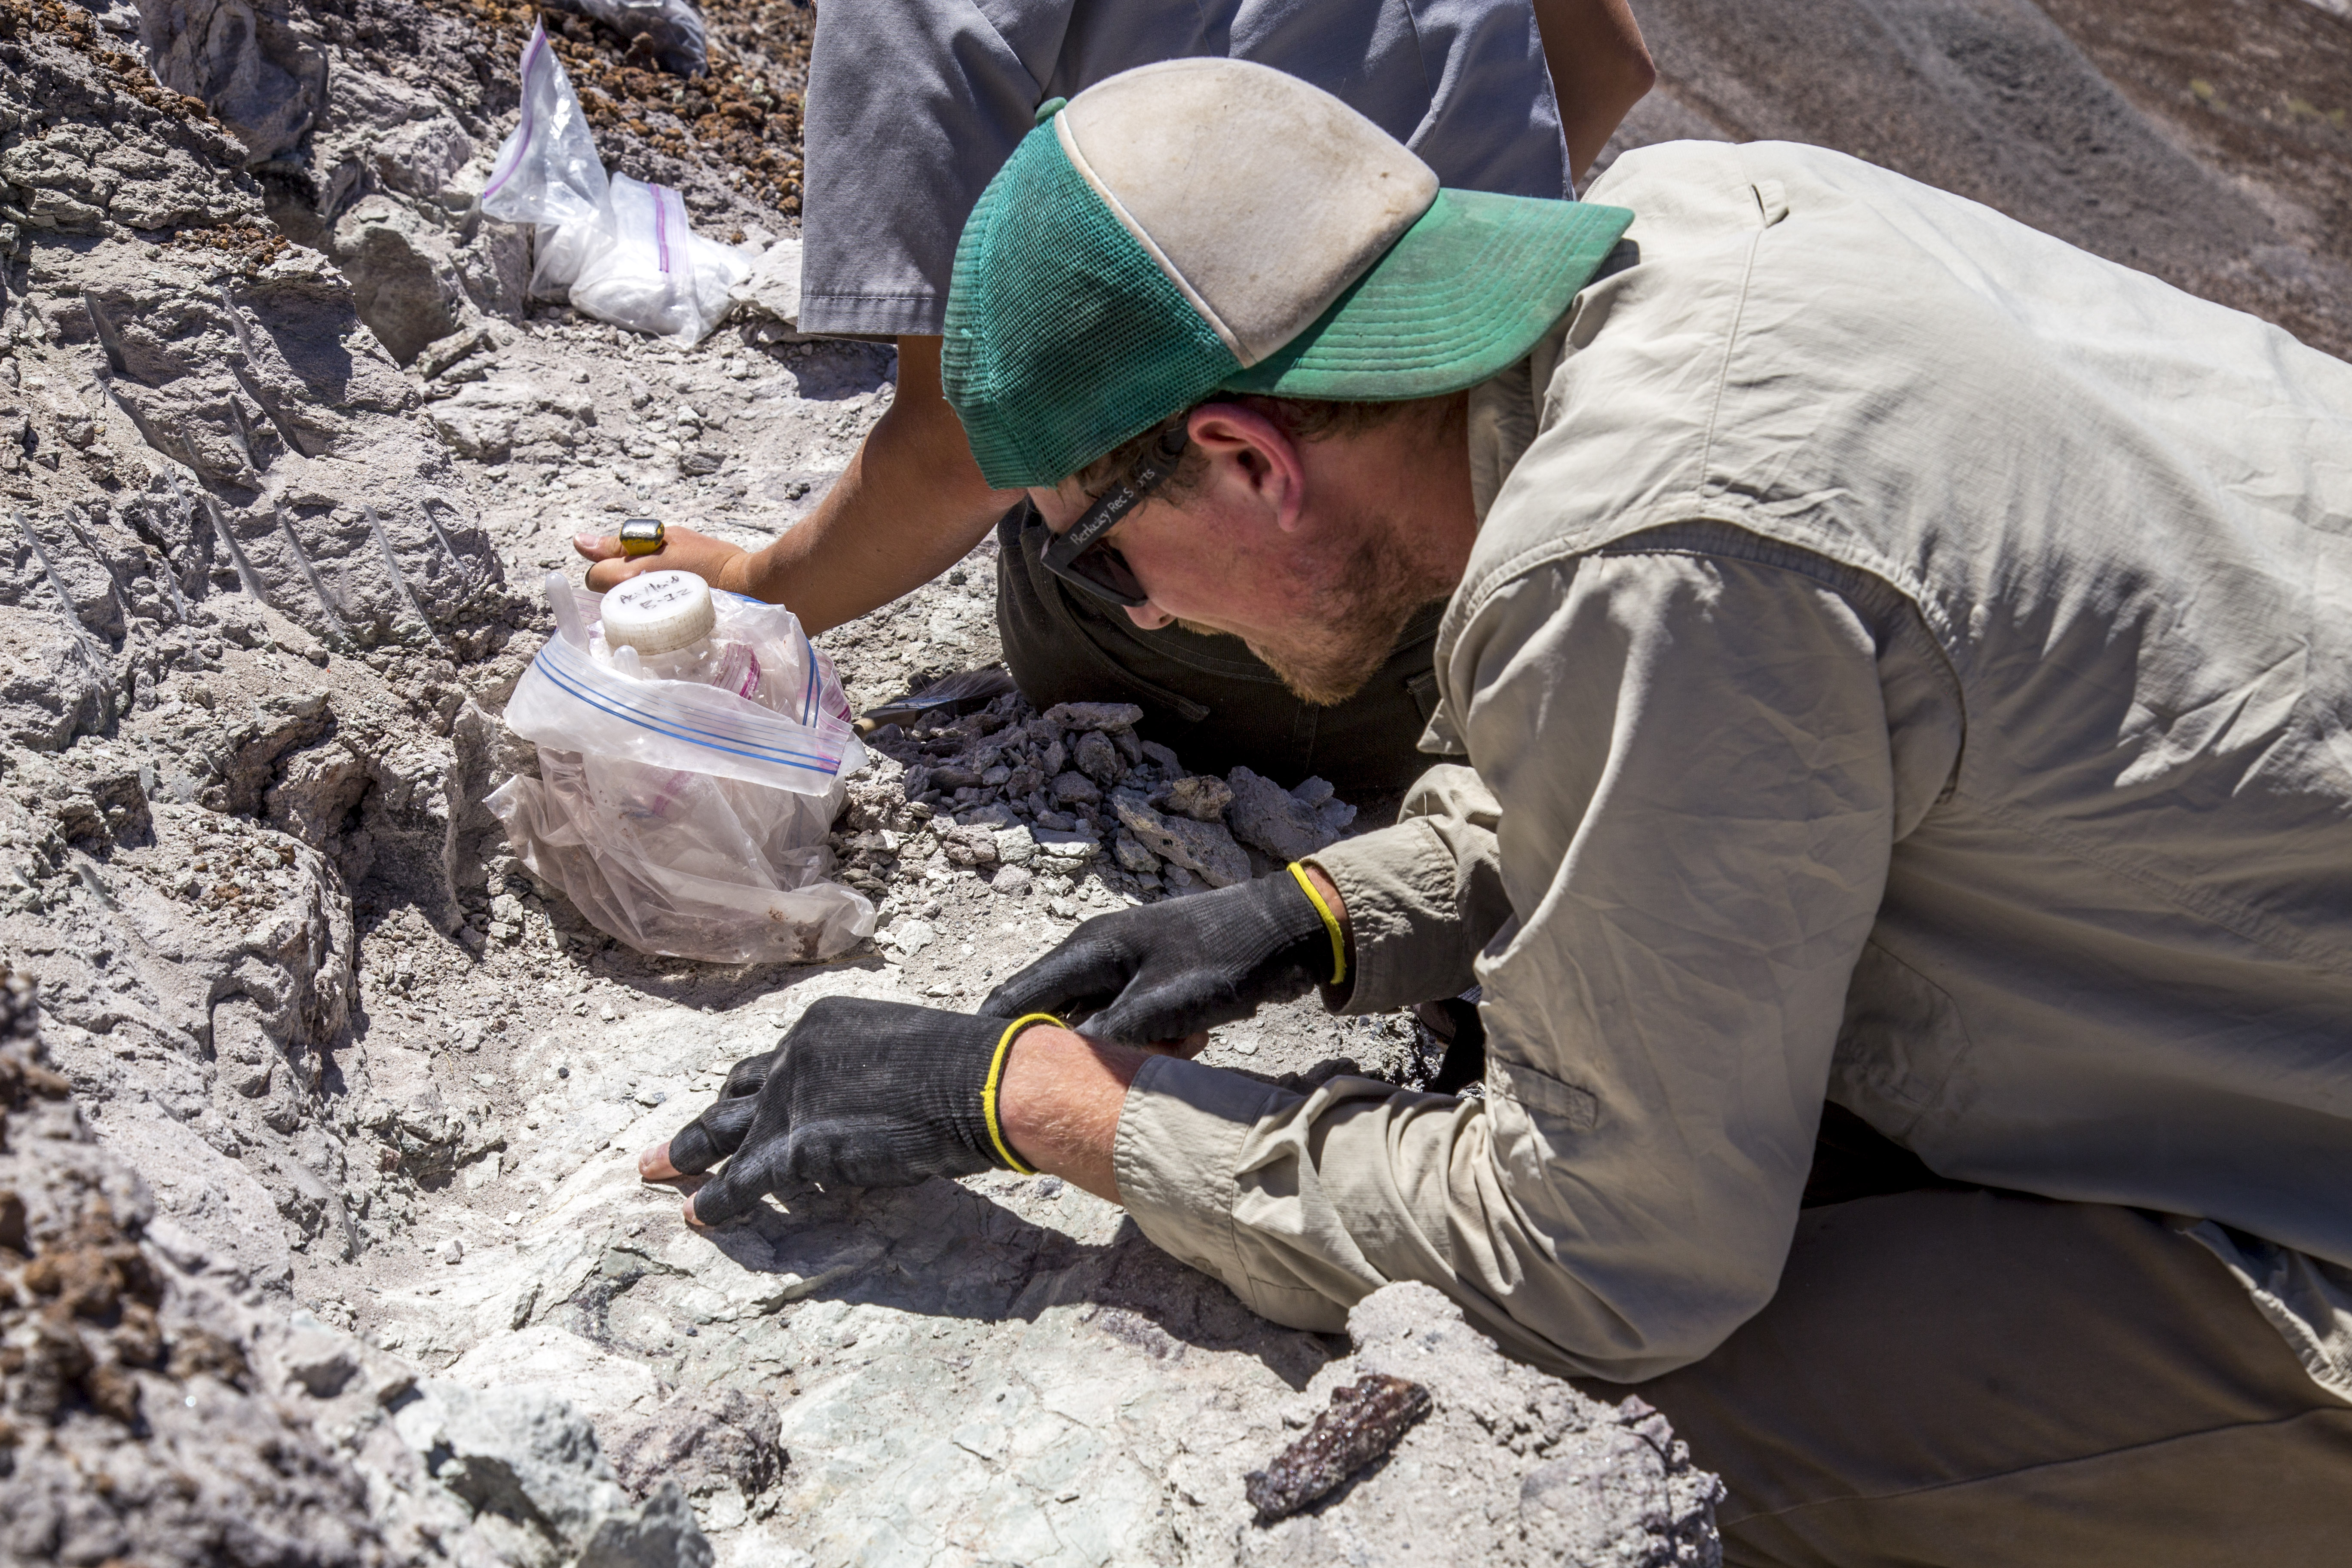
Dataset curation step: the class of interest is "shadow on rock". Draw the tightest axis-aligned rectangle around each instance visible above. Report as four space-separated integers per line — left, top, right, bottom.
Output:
682 1176 1338 1392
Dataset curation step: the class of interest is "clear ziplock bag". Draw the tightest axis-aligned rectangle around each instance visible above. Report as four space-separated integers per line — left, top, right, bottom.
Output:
568 174 749 346
478 26 746 342
480 22 608 296
489 575 875 965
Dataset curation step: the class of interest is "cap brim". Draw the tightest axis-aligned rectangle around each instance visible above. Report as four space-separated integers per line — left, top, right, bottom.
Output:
1221 190 1634 400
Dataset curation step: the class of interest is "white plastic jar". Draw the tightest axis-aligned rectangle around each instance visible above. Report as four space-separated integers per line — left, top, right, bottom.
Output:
598 570 768 704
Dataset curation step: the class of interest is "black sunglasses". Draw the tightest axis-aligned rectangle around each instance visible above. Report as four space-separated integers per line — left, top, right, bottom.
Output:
1037 424 1190 609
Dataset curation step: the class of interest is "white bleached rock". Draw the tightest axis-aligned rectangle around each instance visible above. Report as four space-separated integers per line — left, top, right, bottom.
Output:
727 237 809 338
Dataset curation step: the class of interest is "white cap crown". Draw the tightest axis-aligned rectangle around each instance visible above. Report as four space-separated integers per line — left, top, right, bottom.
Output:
1054 58 1440 367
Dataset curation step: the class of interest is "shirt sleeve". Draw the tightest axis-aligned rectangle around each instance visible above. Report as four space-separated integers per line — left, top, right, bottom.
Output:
1305 765 1516 1014
1115 545 1955 1379
797 0 1071 338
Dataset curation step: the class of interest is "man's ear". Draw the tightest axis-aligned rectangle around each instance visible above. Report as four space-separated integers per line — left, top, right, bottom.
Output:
1187 403 1306 533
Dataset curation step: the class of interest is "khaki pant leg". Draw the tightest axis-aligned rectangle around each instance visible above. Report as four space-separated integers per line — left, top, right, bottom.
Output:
1623 1190 2352 1568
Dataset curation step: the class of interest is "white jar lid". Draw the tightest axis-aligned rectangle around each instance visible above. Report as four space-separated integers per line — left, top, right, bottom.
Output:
601 570 716 656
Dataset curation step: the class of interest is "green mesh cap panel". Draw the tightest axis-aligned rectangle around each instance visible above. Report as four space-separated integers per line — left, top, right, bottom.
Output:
1223 191 1635 399
945 125 1241 490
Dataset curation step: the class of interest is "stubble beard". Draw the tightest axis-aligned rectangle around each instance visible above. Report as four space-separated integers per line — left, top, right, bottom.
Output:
1240 524 1439 707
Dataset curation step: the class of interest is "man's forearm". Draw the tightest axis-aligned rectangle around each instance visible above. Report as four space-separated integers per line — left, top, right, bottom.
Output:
997 1027 1147 1201
1533 0 1656 178
741 335 1023 634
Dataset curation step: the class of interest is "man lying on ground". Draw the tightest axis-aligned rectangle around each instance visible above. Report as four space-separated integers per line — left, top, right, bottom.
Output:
640 59 2352 1565
573 0 1655 792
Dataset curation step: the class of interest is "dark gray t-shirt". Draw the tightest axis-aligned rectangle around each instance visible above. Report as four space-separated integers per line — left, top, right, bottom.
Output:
798 0 1571 337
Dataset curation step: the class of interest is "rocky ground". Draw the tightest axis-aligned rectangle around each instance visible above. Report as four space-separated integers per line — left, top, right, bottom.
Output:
3 0 2346 1562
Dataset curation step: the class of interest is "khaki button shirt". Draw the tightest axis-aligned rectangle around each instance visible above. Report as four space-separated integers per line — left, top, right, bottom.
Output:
1110 141 2352 1393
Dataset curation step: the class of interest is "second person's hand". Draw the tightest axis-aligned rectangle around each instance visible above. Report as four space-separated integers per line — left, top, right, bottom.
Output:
575 524 756 594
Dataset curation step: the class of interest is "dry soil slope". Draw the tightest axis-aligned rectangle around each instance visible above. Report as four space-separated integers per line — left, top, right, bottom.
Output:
1601 0 2352 360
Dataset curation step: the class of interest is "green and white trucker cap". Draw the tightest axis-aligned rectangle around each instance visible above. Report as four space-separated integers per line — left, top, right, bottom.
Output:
943 58 1634 490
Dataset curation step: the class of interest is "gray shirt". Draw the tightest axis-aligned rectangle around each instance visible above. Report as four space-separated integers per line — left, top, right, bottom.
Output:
1111 139 2352 1393
798 0 1570 338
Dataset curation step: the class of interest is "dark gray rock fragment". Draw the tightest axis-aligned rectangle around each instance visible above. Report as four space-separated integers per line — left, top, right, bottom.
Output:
1162 773 1235 823
1114 792 1250 888
1073 727 1122 784
1044 701 1143 733
1226 765 1341 862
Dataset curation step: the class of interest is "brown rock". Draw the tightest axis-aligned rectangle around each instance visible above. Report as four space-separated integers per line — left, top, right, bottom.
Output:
1244 1372 1432 1522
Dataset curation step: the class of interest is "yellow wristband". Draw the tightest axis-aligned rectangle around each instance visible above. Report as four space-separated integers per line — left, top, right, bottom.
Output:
983 1013 1062 1176
1287 862 1347 988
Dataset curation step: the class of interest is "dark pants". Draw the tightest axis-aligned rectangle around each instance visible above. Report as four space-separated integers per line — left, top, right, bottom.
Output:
1618 1191 2352 1567
993 504 1446 793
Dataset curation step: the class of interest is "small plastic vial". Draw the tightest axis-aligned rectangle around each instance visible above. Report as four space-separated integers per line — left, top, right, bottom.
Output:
599 570 766 703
